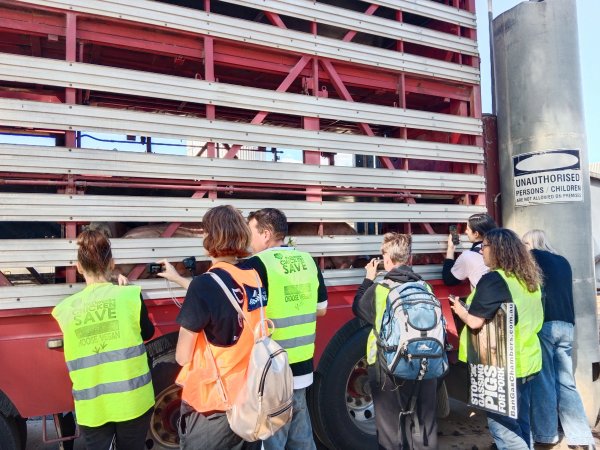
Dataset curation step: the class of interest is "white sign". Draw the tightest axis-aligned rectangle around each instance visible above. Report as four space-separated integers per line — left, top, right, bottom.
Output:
513 149 583 206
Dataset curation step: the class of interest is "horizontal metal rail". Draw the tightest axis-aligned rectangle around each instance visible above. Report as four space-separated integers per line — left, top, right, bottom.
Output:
0 235 469 268
0 54 482 135
0 193 486 223
0 99 484 162
0 266 443 309
219 0 478 56
14 0 480 84
0 145 486 192
364 0 476 28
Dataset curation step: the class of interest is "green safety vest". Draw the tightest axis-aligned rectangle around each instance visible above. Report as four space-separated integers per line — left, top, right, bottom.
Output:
52 283 154 427
458 269 543 378
366 279 434 365
256 248 320 365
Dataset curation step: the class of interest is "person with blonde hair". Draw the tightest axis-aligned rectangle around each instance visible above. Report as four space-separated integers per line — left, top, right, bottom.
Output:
523 229 595 449
52 229 155 450
353 232 438 449
451 228 543 450
158 205 266 449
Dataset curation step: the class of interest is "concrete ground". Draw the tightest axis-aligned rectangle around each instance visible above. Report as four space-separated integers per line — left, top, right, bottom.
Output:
24 401 600 449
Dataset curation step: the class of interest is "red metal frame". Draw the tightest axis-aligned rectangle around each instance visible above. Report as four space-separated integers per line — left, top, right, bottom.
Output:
0 0 485 420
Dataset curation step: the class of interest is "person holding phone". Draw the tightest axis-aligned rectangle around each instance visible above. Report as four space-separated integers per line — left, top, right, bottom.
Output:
52 229 155 450
450 228 543 450
443 213 497 289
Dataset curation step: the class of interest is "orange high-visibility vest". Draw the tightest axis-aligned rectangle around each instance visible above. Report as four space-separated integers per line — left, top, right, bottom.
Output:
176 261 264 413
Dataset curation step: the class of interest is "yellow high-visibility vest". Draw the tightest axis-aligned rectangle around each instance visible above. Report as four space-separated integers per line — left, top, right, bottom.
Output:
257 248 319 364
52 283 154 427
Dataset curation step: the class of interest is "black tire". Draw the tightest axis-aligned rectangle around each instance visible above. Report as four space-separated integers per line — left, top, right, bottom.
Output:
145 333 182 450
309 319 377 450
0 413 21 450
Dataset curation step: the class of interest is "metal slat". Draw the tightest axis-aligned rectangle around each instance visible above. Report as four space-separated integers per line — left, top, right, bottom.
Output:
0 54 481 134
0 145 486 192
364 0 476 28
0 235 470 268
219 0 478 56
0 193 486 223
0 265 442 309
0 100 483 163
14 0 480 84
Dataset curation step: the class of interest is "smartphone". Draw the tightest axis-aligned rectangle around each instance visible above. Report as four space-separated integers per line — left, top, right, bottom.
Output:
146 263 163 274
376 259 385 270
449 295 467 309
449 225 460 245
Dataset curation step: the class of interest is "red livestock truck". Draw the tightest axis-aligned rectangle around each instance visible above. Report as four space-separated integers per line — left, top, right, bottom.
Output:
0 0 494 448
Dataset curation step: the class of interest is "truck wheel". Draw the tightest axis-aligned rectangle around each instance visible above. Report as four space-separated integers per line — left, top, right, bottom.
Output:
0 413 21 450
309 320 377 450
145 333 181 449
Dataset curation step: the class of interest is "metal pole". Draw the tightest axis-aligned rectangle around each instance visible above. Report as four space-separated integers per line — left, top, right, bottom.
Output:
488 0 496 115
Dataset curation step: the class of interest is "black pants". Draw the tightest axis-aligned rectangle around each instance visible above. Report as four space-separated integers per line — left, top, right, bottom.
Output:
79 407 153 450
368 365 438 450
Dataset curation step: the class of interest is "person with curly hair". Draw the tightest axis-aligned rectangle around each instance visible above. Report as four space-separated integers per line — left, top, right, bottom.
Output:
451 228 543 450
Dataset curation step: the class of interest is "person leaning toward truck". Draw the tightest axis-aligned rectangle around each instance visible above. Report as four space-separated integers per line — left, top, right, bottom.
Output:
157 205 265 450
522 229 595 449
52 229 155 450
244 208 327 450
352 233 438 450
451 228 543 450
443 212 497 289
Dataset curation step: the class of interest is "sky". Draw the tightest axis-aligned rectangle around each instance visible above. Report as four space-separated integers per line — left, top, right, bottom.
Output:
476 0 600 162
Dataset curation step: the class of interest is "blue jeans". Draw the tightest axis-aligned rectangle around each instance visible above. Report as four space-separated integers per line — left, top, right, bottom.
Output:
262 388 316 450
530 321 594 446
487 378 533 450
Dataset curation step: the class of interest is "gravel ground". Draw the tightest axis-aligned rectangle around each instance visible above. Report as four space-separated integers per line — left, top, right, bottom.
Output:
24 400 600 449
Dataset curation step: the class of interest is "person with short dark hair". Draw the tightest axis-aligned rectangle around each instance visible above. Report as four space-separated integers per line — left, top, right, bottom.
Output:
353 233 438 450
159 205 266 450
523 230 595 449
451 228 543 450
245 208 327 450
443 212 498 288
52 229 155 450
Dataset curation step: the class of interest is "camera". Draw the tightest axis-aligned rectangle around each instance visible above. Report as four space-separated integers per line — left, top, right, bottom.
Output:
182 256 196 274
376 259 385 271
146 263 163 274
449 224 460 246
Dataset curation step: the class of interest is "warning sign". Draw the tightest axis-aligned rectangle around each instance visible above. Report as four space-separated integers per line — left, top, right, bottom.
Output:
513 149 583 206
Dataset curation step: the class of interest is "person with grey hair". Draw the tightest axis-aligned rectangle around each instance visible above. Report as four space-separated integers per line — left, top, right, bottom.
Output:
523 229 595 449
353 233 438 449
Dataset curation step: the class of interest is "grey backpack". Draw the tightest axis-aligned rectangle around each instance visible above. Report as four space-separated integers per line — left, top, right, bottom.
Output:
207 272 294 441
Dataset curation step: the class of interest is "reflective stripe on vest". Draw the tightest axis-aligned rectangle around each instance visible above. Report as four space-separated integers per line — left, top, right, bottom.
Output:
52 283 154 427
175 262 264 413
458 269 543 378
256 248 319 365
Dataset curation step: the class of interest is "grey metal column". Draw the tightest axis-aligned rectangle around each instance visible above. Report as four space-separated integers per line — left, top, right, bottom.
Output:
493 0 599 422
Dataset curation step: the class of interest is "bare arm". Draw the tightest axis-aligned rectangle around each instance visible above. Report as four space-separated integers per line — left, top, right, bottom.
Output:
316 308 327 317
450 298 486 330
175 327 198 366
446 234 456 260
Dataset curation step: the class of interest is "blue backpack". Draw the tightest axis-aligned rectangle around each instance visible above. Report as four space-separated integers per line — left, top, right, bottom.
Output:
375 280 448 381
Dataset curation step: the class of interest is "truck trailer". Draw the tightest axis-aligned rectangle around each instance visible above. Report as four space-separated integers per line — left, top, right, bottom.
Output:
0 1 585 449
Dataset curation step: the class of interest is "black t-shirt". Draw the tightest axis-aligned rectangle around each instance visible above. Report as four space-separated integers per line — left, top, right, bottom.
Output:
468 271 514 320
531 249 575 324
242 252 328 377
139 295 155 341
176 265 252 347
